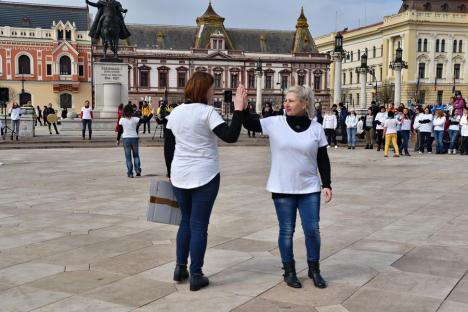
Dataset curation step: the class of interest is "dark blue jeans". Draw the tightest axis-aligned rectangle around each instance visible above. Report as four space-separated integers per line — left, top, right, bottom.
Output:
122 137 141 176
400 130 410 154
173 174 220 274
448 130 459 150
82 119 92 139
434 130 445 153
420 132 432 153
273 192 321 263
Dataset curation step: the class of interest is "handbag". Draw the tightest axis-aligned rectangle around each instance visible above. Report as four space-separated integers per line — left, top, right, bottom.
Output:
147 179 181 225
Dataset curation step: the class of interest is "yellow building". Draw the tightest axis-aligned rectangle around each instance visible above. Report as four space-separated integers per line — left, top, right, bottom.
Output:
316 0 468 107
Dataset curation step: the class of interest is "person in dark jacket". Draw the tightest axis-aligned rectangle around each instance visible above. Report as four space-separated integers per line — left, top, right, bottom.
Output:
44 103 59 135
338 103 348 144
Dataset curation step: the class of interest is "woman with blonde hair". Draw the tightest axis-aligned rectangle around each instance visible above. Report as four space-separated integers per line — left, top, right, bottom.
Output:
243 85 332 289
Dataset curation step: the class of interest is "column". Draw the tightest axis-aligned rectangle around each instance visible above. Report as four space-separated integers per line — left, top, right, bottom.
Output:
333 54 343 105
394 65 402 105
359 69 368 108
255 71 263 113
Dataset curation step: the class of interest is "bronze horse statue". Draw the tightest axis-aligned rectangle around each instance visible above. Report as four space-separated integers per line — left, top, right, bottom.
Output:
87 0 131 58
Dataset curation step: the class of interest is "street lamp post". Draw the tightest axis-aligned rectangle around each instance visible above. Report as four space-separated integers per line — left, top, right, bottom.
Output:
389 47 408 106
355 53 369 109
331 33 347 105
276 82 285 108
255 58 263 114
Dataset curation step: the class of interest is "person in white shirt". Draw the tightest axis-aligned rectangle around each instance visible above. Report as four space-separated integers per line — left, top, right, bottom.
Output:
375 106 387 151
323 110 338 148
8 102 21 141
448 110 461 154
460 107 468 155
363 108 375 150
433 109 446 154
164 72 246 291
383 111 401 157
399 108 412 156
119 104 141 178
345 110 358 149
80 100 93 140
414 107 433 153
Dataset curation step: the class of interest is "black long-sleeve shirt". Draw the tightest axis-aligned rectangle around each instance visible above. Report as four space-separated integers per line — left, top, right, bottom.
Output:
242 110 332 194
164 110 243 177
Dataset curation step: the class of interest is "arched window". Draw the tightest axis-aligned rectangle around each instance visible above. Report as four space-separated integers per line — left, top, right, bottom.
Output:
441 39 446 52
436 39 440 53
59 56 72 75
459 40 463 53
57 29 64 40
65 30 72 41
418 39 422 52
453 40 458 53
350 51 354 62
423 39 428 52
18 55 31 74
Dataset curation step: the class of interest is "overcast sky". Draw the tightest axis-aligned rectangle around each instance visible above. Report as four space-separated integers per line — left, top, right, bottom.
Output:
15 0 402 36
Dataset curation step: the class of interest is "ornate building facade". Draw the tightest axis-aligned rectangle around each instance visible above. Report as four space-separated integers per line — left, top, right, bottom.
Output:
316 0 468 107
0 2 92 110
93 4 331 110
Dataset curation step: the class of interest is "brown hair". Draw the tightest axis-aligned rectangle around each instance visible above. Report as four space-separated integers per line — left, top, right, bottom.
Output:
184 72 214 104
435 109 445 118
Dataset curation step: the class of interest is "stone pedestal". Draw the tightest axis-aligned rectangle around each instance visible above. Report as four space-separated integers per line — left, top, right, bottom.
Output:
1 107 35 137
93 62 128 118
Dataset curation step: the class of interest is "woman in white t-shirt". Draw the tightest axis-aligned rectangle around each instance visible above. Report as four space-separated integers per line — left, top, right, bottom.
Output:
375 106 388 151
243 86 332 290
383 111 401 157
345 110 358 149
119 104 141 178
448 110 461 154
433 109 446 154
164 72 246 291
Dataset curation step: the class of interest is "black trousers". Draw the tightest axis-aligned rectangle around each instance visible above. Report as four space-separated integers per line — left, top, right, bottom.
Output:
462 136 468 155
324 129 337 146
376 129 384 147
340 122 347 144
48 122 59 134
420 132 432 152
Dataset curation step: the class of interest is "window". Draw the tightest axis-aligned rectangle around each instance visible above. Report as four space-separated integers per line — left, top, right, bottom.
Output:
357 72 360 84
65 30 71 41
60 93 72 109
436 39 440 52
459 40 463 53
230 73 238 89
436 63 443 79
46 64 52 76
381 44 384 56
343 73 346 85
365 48 368 56
265 74 273 89
373 46 376 58
57 29 64 40
453 40 458 53
313 75 321 90
351 51 354 62
379 67 383 82
423 39 428 52
177 71 186 88
418 63 426 78
454 64 461 79
358 49 361 61
357 93 360 105
158 71 167 88
59 56 71 75
437 90 443 103
248 72 255 89
214 73 222 88
418 39 422 52
298 74 305 86
78 64 84 77
281 75 289 89
18 55 31 74
140 71 149 88
441 39 446 52
350 72 353 84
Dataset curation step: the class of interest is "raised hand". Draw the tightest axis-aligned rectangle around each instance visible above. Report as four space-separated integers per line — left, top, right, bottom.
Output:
234 84 247 111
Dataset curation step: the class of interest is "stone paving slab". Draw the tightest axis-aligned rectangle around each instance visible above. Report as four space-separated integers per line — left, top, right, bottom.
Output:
0 146 467 311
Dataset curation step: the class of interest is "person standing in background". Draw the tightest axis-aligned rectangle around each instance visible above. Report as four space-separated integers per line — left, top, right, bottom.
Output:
383 111 401 157
141 102 153 134
338 103 348 144
115 103 124 145
323 109 338 148
400 108 412 156
460 107 468 155
375 106 387 152
453 91 466 117
363 108 374 150
8 102 21 141
448 109 461 154
35 105 43 126
345 110 358 149
80 100 93 140
433 109 446 154
119 104 141 178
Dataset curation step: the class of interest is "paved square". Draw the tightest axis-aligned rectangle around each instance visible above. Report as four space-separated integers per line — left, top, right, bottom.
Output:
0 146 467 311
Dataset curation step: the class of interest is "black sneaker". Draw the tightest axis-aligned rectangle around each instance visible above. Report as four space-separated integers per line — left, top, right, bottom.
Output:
190 274 209 291
136 172 141 177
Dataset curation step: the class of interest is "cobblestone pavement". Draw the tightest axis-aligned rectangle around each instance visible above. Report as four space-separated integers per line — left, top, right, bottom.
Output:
0 146 467 311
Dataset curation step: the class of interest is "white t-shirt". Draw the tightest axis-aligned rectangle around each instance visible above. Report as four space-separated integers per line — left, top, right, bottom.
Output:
166 103 225 189
375 112 387 130
260 116 328 194
9 107 21 121
433 116 446 131
81 107 93 120
449 115 461 131
401 118 412 131
119 117 140 138
384 118 399 134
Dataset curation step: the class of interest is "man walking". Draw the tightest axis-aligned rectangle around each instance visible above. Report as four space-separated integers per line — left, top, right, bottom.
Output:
338 102 348 144
45 103 60 135
81 100 93 140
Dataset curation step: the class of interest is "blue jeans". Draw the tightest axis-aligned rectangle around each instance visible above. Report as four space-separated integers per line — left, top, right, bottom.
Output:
122 138 141 176
173 174 220 274
346 128 357 147
448 130 459 150
400 130 410 154
273 192 321 263
82 119 92 139
434 130 445 153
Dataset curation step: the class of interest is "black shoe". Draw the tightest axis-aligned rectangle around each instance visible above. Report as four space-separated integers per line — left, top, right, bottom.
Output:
405 153 411 156
10 136 13 141
348 146 351 150
370 144 373 149
173 264 189 282
136 172 141 177
282 261 302 288
190 273 209 291
128 174 134 178
365 144 369 149
16 136 18 141
308 261 327 289
377 146 381 152
352 146 355 150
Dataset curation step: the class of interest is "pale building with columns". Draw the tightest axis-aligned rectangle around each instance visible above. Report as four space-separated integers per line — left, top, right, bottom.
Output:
316 0 468 108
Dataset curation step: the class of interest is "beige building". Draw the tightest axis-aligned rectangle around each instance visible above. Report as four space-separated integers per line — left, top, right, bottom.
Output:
316 0 468 107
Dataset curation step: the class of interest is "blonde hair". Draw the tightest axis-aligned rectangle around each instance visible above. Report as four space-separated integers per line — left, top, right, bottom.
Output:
286 86 316 118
